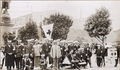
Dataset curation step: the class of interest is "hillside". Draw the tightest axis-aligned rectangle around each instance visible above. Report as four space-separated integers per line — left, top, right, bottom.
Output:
67 28 120 43
71 18 85 30
67 28 97 43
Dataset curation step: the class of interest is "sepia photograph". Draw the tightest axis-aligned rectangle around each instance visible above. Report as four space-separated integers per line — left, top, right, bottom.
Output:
0 0 120 70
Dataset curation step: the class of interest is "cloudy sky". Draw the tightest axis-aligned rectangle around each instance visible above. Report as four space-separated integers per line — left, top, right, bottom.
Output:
7 1 120 31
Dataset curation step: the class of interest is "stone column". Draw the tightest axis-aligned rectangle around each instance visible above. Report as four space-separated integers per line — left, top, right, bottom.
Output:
0 0 11 67
0 1 2 68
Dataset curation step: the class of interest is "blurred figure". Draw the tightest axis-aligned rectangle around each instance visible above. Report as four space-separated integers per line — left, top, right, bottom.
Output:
23 40 34 70
1 46 5 69
33 39 42 67
114 45 119 67
4 40 15 70
41 39 50 60
84 43 92 68
14 40 24 70
40 54 47 70
50 40 61 70
22 54 32 70
95 44 105 67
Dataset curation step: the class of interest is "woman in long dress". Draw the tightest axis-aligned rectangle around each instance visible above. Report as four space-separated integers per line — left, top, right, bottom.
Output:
4 40 15 70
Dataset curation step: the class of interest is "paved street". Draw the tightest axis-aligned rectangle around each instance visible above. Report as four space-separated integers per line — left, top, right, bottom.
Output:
2 54 120 70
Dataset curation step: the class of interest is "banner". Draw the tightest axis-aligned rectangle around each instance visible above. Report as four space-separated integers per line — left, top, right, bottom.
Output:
42 23 54 40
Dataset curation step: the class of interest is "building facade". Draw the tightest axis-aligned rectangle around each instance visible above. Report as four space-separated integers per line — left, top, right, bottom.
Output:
11 10 62 41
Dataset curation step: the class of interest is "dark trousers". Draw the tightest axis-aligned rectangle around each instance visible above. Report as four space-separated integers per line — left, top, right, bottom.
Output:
86 57 92 67
102 56 105 66
115 58 118 66
96 57 102 67
30 57 34 69
7 66 11 70
7 66 14 70
2 57 5 68
15 57 22 69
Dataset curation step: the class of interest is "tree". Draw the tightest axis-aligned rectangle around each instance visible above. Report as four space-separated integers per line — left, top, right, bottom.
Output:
84 7 112 47
3 32 15 44
18 19 39 43
42 13 73 40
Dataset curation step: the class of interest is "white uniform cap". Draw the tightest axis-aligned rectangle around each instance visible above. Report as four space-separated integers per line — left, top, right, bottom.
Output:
25 54 29 57
17 40 22 42
41 54 45 57
7 40 12 43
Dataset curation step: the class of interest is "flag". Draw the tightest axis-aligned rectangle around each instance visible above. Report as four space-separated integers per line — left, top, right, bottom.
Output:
42 23 54 40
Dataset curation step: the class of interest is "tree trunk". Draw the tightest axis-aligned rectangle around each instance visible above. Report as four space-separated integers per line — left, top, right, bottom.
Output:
102 36 105 49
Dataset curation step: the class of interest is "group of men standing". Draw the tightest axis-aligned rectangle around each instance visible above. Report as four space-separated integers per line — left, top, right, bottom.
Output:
1 39 35 70
0 39 119 70
93 43 119 67
1 39 62 70
1 39 92 70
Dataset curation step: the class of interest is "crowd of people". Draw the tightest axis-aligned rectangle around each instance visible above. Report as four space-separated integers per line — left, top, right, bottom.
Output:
0 38 119 70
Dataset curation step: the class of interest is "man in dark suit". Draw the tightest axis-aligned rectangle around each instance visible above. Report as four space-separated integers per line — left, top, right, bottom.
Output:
114 45 119 67
95 44 105 67
14 40 24 70
23 40 34 70
84 43 92 68
41 40 50 59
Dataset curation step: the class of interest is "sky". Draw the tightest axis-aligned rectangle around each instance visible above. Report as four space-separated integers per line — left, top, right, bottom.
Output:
7 1 120 31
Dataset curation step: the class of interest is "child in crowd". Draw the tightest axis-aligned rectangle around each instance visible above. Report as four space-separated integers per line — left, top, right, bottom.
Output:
22 54 32 70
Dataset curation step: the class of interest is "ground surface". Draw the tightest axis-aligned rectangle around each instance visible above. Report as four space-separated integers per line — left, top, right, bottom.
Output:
2 54 120 70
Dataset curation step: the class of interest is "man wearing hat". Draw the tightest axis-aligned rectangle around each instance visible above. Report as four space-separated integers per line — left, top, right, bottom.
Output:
4 40 15 70
50 40 61 70
41 39 50 59
95 44 105 67
84 43 92 68
33 39 42 67
23 39 34 70
14 40 24 70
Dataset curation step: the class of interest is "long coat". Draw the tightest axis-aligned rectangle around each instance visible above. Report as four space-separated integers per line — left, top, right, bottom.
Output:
5 44 15 66
50 45 61 58
33 44 42 57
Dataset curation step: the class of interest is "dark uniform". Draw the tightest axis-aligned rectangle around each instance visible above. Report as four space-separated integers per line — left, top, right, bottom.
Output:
15 45 24 70
41 43 49 59
84 46 92 67
23 44 34 69
77 50 86 67
114 46 119 67
59 45 66 66
95 45 105 67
